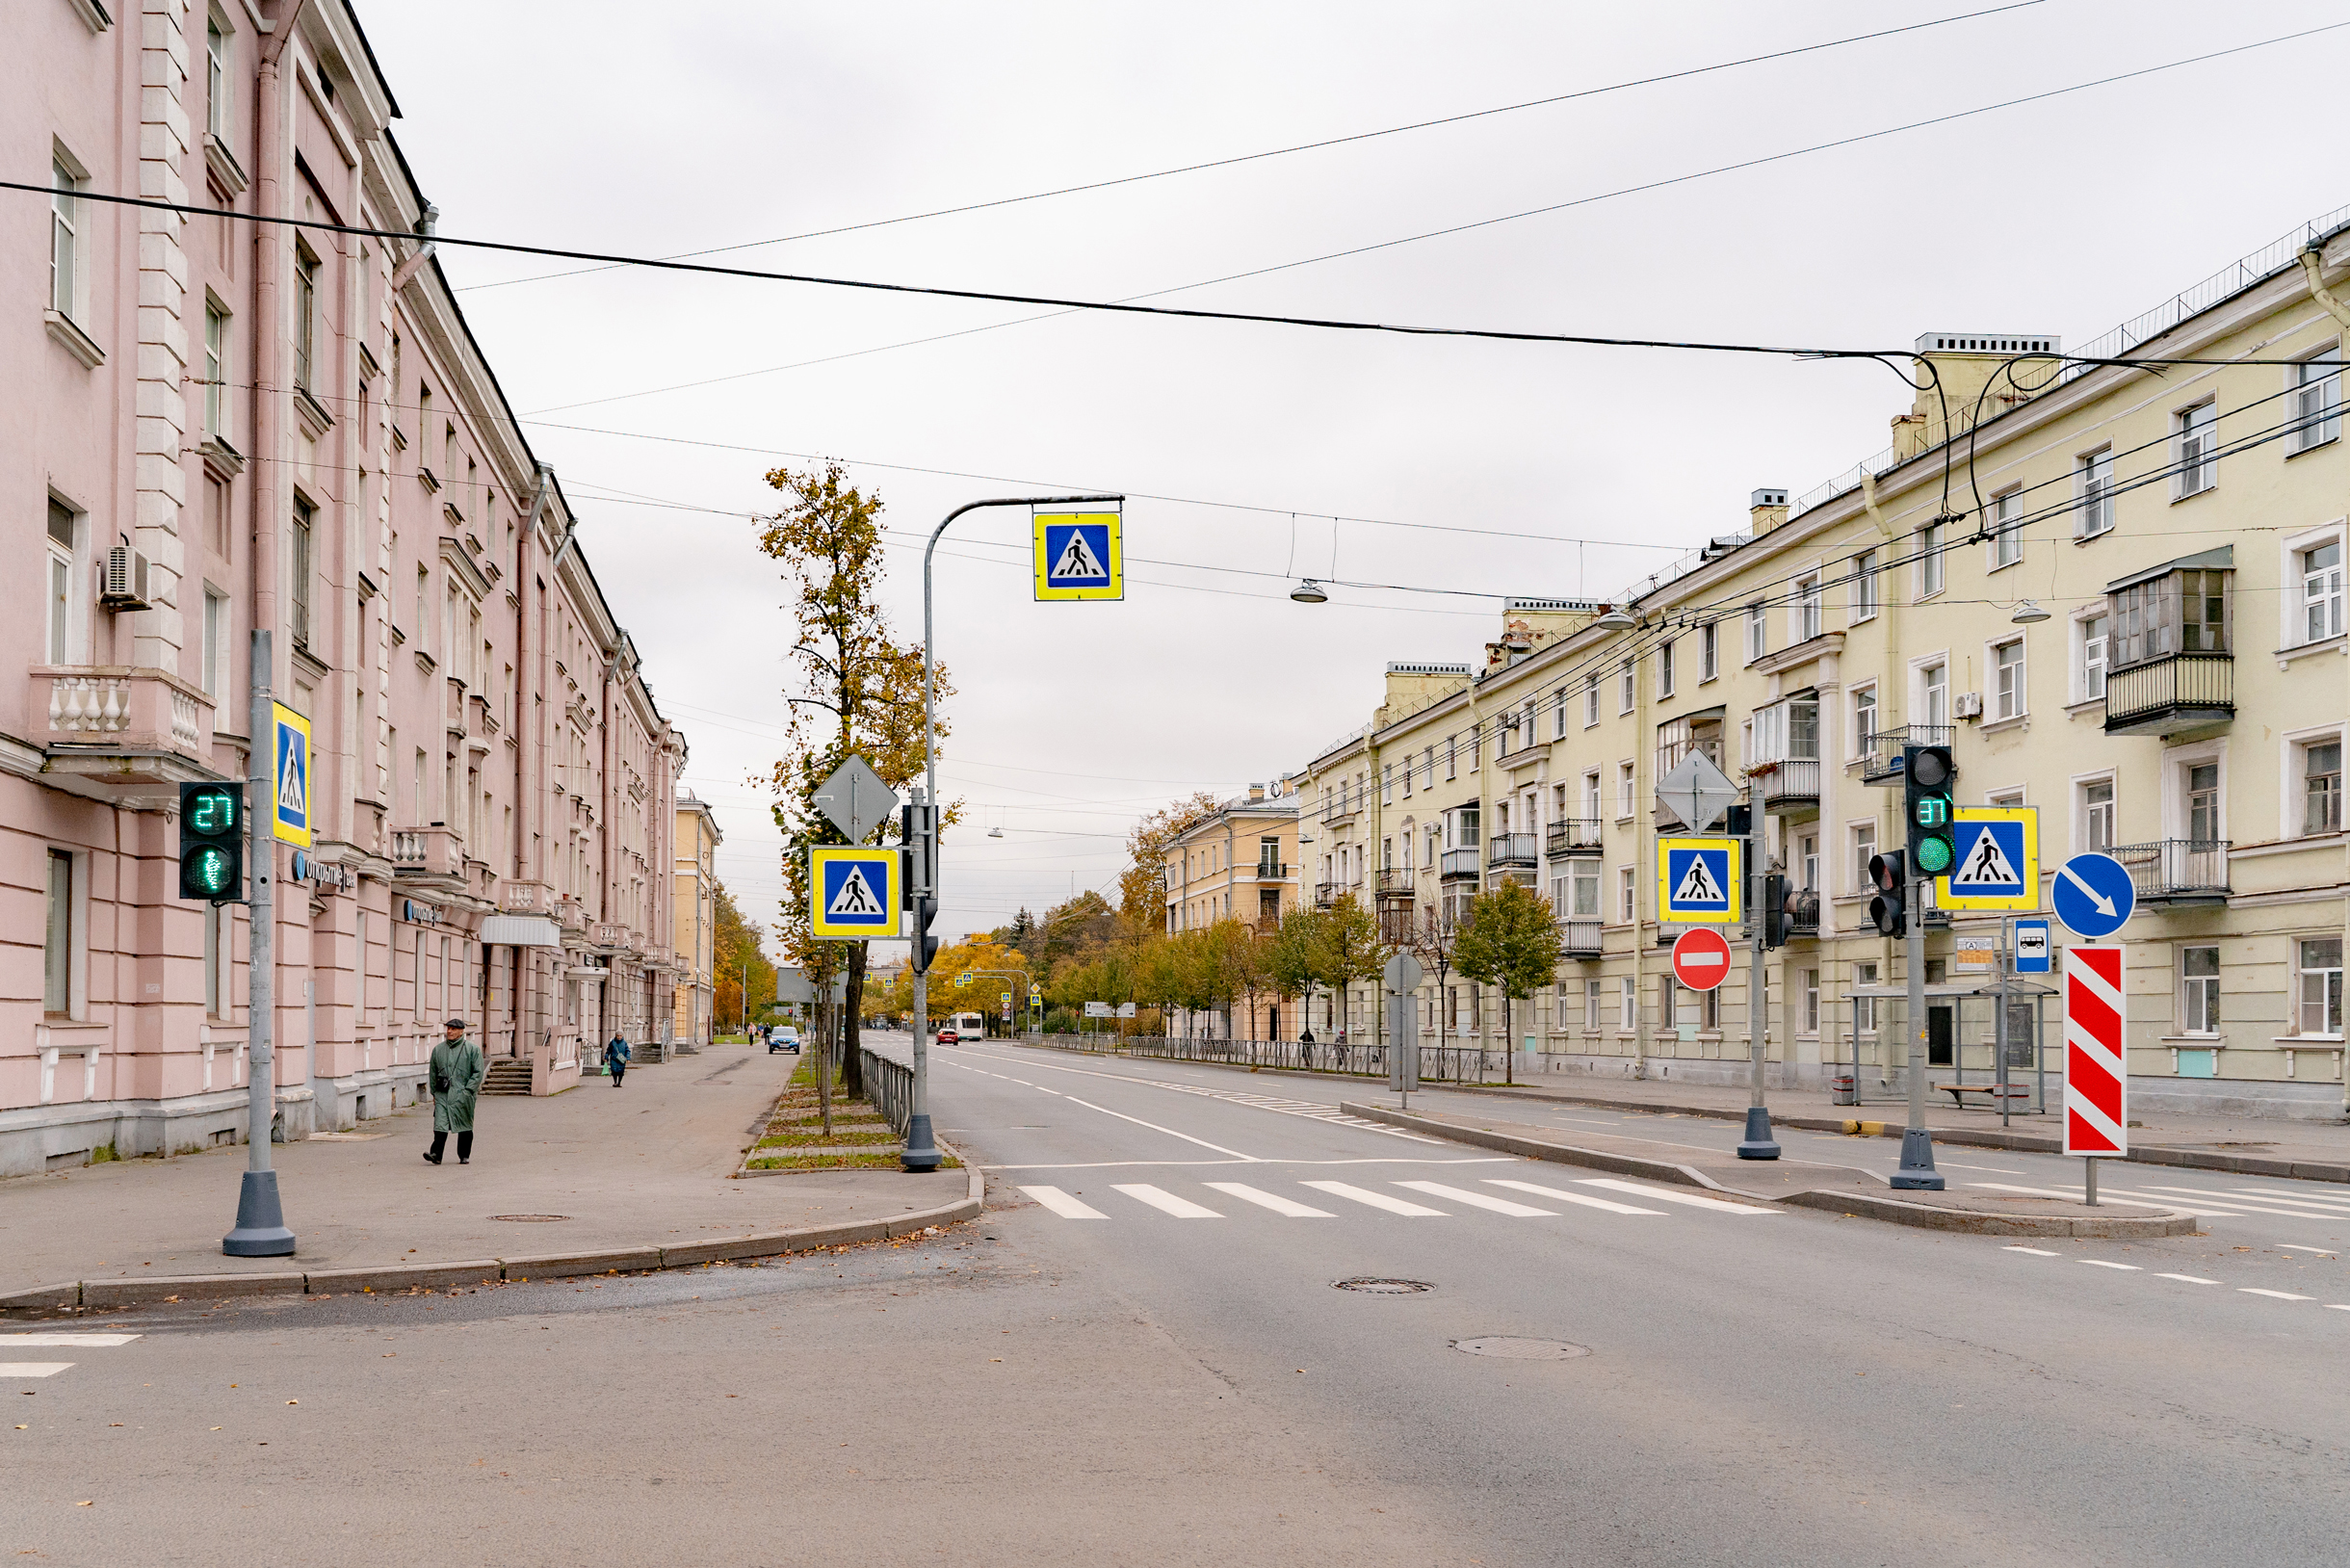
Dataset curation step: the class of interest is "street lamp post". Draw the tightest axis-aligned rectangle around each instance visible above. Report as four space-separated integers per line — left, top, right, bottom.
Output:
909 494 1122 1174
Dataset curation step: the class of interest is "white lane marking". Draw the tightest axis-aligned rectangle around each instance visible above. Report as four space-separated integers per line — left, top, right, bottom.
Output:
1112 1184 1224 1219
2277 1244 2338 1255
2080 1260 2142 1271
1486 1179 1666 1215
2132 1186 2350 1219
981 1157 1512 1170
0 1364 74 1377
1204 1183 1335 1217
0 1334 139 1346
2228 1189 2350 1210
2155 1273 2220 1284
1576 1179 1778 1215
2329 1305 2350 1313
1020 1185 1109 1219
2003 1245 2061 1257
1970 1182 2218 1214
1302 1181 1447 1216
2239 1288 2314 1301
958 1047 1438 1141
1394 1181 1556 1216
1942 1163 2026 1174
1063 1097 1257 1161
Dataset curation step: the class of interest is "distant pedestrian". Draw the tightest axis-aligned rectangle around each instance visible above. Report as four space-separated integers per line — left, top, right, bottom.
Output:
425 1018 483 1165
605 1032 631 1086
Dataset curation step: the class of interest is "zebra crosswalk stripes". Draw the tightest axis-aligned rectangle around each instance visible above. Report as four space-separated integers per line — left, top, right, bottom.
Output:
1017 1175 1774 1223
1392 1181 1554 1216
1 1332 141 1381
1112 1184 1223 1218
1202 1183 1335 1217
1486 1178 1667 1215
1021 1185 1109 1219
1300 1181 1449 1216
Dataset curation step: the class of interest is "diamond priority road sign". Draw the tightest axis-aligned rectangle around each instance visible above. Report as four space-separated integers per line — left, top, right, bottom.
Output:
1655 750 1740 834
808 845 901 940
1033 510 1122 601
1938 805 2039 911
812 755 899 846
1658 837 1740 924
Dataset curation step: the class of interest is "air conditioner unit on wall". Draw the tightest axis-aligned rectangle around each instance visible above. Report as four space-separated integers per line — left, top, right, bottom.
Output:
1953 692 1985 719
100 545 150 611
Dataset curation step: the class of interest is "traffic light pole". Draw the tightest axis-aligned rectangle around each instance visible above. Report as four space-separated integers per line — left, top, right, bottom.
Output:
1893 864 1944 1189
224 628 296 1256
1737 800 1779 1159
912 493 1120 1174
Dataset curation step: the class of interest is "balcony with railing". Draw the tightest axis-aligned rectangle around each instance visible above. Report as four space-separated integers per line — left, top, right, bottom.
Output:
1860 723 1957 785
1558 917 1605 957
1314 880 1343 909
1752 757 1821 809
591 921 631 952
2114 839 2231 904
499 880 553 914
2103 653 2234 737
1546 819 1605 857
34 665 219 798
1783 887 1821 937
1374 868 1415 902
1486 832 1539 869
389 825 464 886
1243 860 1287 882
1439 847 1481 882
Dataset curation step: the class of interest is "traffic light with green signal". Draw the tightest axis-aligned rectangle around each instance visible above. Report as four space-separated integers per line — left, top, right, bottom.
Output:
178 781 246 902
1902 745 1957 878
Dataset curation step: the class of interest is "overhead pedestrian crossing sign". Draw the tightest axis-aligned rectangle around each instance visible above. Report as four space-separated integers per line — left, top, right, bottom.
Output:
1033 511 1122 601
1658 837 1739 923
1938 805 2038 910
809 846 901 939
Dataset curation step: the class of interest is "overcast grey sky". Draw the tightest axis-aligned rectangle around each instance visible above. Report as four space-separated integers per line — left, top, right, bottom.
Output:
364 0 2350 947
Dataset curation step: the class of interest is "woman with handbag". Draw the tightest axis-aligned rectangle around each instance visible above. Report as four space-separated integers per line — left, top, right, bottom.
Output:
424 1018 484 1165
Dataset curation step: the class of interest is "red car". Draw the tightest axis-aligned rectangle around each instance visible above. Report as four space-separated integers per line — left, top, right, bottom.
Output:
934 1028 959 1047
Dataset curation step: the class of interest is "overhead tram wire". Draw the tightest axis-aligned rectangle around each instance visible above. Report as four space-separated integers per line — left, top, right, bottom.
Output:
457 3 2051 293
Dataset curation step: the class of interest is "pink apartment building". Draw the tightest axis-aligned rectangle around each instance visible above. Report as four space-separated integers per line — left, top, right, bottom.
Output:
1 0 685 1176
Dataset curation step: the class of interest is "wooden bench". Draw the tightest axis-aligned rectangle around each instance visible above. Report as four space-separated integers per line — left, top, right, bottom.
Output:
1935 1082 2031 1110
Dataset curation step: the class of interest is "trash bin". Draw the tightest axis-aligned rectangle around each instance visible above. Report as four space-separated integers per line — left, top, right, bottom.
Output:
1829 1071 1858 1107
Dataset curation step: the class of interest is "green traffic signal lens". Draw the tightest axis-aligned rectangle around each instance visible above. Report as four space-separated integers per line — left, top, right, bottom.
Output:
188 845 234 895
1915 837 1954 875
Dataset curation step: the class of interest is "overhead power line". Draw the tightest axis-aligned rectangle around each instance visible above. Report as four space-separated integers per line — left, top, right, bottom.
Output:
457 2 2050 293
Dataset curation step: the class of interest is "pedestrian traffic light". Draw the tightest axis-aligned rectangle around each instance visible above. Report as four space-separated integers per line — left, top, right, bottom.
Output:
912 893 939 973
177 780 245 902
1762 871 1789 949
1903 745 1957 877
1867 849 1907 938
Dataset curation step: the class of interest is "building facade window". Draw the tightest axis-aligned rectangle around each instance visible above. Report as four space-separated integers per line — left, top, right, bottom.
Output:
1582 770 1602 820
1617 865 1634 923
1854 961 1879 1034
1853 550 1878 621
51 157 85 322
1553 693 1567 740
43 849 74 1016
2303 738 2342 835
1616 762 1634 819
1699 620 1718 681
1992 638 2024 720
203 588 227 702
2076 447 2115 538
1746 602 1765 663
1446 738 1456 780
2185 762 2221 842
1658 639 1675 699
1989 489 2022 569
2301 539 2344 644
2296 937 2343 1037
1852 685 1876 753
1852 821 1876 892
46 498 78 665
2292 344 2340 453
1803 969 1820 1034
206 19 230 138
2180 946 2219 1035
1920 661 1948 728
1619 977 1636 1032
1584 979 1602 1030
2081 777 2116 852
1792 574 1821 642
290 496 314 649
204 300 228 439
1918 522 1945 598
1618 659 1634 715
2174 401 2217 498
293 242 319 393
2077 613 2108 701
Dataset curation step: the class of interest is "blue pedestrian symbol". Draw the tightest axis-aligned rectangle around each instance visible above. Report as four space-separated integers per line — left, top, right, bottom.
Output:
1043 522 1110 588
821 858 891 930
1664 846 1734 917
2052 852 2134 939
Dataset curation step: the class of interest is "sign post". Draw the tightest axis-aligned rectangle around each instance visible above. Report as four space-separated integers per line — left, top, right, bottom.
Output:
224 635 296 1259
2063 945 2128 1205
1383 953 1423 1105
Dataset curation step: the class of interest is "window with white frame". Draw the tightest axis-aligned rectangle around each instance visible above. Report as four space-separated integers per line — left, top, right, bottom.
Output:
2295 937 2342 1036
1852 685 1877 754
1445 738 1456 780
206 17 231 140
1400 756 1413 798
1919 660 1948 728
2301 736 2342 835
2291 343 2340 453
1467 726 1479 772
1992 638 2024 720
1699 620 1718 680
52 155 93 327
2075 447 2115 538
1854 961 1879 1034
1803 969 1820 1034
2077 612 2108 701
1584 979 1602 1030
1746 602 1765 663
1381 764 1393 805
1989 488 2022 569
1658 639 1675 699
1582 770 1601 820
2184 760 2222 843
1798 831 1819 892
2174 402 2217 498
1616 762 1634 819
290 496 315 649
1852 821 1876 892
2300 537 2344 644
2180 946 2219 1035
293 241 319 393
1792 573 1822 642
1553 693 1567 739
2080 776 2116 852
204 298 228 440
1423 745 1434 789
43 848 74 1016
1618 659 1634 715
1853 550 1878 621
1619 976 1636 1031
1570 860 1600 918
1617 865 1634 923
1582 672 1600 728
203 588 227 703
45 498 78 666
1918 522 1946 598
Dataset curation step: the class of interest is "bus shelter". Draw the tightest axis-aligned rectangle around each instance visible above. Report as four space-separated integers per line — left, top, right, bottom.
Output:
1835 978 2058 1117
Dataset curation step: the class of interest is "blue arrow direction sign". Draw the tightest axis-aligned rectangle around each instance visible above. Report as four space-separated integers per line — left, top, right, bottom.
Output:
2052 852 2135 940
1939 806 2038 910
2014 919 2052 974
1658 838 1739 924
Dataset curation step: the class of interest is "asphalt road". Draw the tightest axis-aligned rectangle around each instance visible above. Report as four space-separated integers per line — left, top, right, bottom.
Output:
9 1033 2350 1566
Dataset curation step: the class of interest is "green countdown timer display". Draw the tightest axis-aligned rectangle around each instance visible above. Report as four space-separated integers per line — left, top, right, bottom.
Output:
178 781 246 902
1904 745 1957 878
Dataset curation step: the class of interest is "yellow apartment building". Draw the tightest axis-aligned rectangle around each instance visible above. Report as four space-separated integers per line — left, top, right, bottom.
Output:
1162 785 1302 1038
1292 206 2350 1120
672 794 720 1048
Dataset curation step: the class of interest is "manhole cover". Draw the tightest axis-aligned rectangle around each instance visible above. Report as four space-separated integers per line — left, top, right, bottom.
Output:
1453 1336 1590 1360
490 1214 572 1223
1333 1277 1434 1294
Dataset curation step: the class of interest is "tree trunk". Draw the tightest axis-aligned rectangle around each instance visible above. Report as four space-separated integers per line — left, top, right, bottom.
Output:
1503 993 1514 1085
843 943 866 1097
816 993 833 1139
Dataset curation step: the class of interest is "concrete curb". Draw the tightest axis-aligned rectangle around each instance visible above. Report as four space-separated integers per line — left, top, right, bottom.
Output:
1340 1101 2197 1238
1 1140 986 1320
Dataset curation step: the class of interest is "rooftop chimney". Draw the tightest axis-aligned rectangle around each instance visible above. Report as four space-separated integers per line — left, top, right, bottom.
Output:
1248 782 1266 801
1749 487 1789 536
1896 332 2063 459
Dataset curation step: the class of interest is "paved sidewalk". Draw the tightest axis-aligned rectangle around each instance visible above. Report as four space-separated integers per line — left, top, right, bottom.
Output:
0 1042 962 1297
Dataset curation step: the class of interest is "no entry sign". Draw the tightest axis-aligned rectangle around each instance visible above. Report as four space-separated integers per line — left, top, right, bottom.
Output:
1671 927 1732 992
2063 945 2127 1156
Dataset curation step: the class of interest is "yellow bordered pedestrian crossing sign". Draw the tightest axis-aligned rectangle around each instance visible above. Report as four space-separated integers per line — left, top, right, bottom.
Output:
1938 805 2040 911
1658 837 1740 923
808 846 901 940
1033 511 1122 601
272 701 311 848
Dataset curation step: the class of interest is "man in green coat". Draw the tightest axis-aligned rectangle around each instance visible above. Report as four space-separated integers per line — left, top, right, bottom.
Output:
425 1018 484 1166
